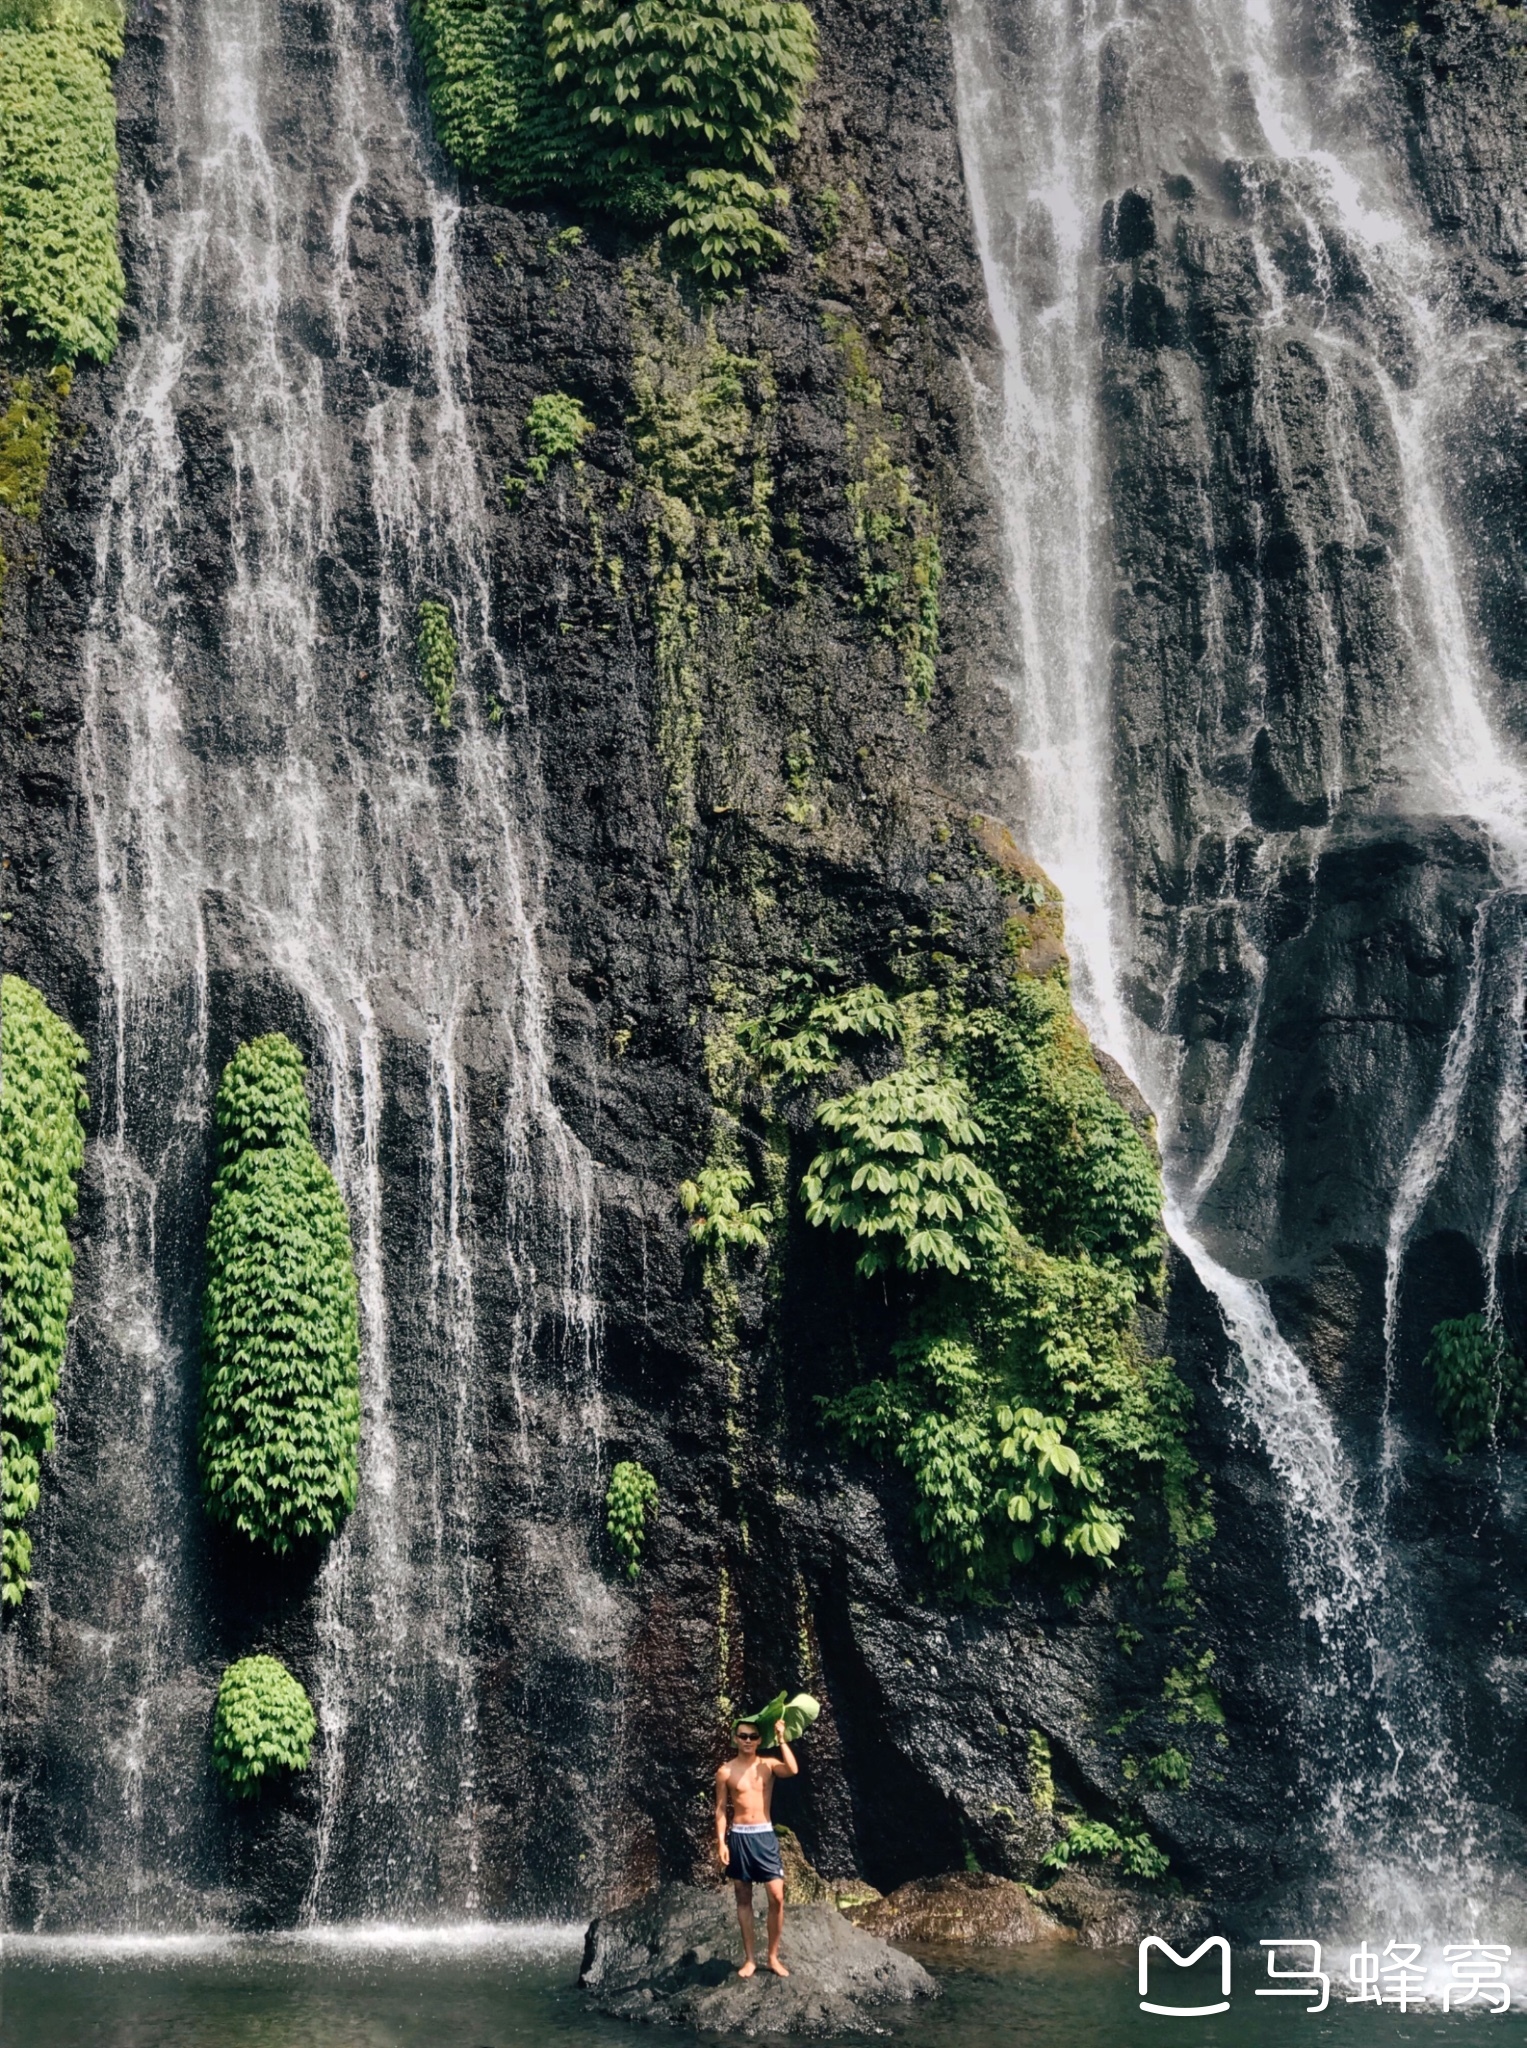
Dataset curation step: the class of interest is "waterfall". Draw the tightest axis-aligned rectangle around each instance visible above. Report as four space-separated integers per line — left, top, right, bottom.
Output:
953 0 1527 1936
2 0 615 1929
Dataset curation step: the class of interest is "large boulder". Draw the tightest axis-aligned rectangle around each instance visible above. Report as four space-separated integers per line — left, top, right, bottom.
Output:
1037 1870 1213 1950
848 1870 1070 1945
579 1882 938 2034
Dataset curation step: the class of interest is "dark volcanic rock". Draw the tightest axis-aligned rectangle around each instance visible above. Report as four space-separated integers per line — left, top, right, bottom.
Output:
579 1884 937 2033
848 1870 1067 1946
1035 1871 1212 1952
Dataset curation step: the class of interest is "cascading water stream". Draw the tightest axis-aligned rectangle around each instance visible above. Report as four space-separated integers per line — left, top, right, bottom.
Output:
2 0 618 1930
953 0 1527 1936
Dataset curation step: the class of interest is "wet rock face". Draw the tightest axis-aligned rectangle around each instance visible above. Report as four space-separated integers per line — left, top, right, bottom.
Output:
578 1884 938 2033
4 0 1527 1948
848 1870 1068 1946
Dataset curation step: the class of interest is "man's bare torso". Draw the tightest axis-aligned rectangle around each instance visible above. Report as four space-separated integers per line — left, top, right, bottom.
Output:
718 1754 777 1828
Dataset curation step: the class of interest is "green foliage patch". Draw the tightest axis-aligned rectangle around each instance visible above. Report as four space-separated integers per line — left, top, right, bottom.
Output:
408 0 815 283
525 390 594 478
416 598 458 728
683 942 1202 1599
0 0 125 362
200 1035 361 1554
606 1457 658 1577
1042 1816 1168 1881
626 276 773 859
830 318 942 718
212 1654 316 1797
0 365 66 520
1426 1313 1527 1453
1 974 87 1607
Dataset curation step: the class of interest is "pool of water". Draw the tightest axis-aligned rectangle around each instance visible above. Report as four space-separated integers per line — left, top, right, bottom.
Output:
1 1930 1519 2047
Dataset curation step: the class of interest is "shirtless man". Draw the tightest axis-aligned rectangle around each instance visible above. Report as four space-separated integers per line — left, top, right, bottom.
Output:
714 1715 799 1978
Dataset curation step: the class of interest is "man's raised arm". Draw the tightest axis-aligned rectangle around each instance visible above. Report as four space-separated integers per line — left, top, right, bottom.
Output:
715 1765 732 1868
772 1719 799 1778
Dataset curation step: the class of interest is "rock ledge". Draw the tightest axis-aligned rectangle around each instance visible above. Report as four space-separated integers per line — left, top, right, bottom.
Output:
579 1882 939 2034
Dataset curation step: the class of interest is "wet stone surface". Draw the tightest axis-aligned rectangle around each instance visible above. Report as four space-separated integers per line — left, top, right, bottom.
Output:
578 1883 938 2034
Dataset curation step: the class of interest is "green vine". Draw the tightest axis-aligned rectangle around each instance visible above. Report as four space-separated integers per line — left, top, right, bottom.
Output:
211 1654 316 1798
200 1035 362 1554
606 1458 659 1578
416 598 457 729
1 973 87 1608
1027 1727 1055 1811
627 272 773 862
830 318 942 718
0 0 125 363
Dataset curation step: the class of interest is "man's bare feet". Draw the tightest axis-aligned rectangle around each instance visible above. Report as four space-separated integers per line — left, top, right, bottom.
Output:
737 1959 757 1979
767 1958 790 1977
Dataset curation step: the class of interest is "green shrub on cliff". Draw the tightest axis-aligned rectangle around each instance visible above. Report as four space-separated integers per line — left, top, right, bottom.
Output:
416 598 457 728
0 974 87 1607
200 1035 361 1553
0 0 125 362
1427 1313 1527 1453
212 1654 316 1797
407 0 815 281
802 1063 1009 1279
605 1458 658 1577
691 939 1199 1596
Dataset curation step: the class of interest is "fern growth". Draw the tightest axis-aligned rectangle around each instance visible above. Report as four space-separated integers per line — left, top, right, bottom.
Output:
0 0 125 362
1 974 87 1607
1427 1313 1527 1453
200 1035 361 1554
802 1062 1010 1278
408 0 816 283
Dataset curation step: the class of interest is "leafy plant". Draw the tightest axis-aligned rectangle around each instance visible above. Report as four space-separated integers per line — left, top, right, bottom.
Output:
200 1035 361 1554
845 429 942 714
0 0 125 362
955 976 1165 1297
211 1654 316 1798
741 1687 819 1749
1163 1651 1224 1727
1042 1817 1169 1881
1426 1313 1527 1453
664 168 786 284
409 0 816 285
679 1157 771 1251
416 598 457 728
1140 1746 1192 1790
606 1458 658 1577
525 390 594 479
543 0 817 170
1 974 87 1607
996 1400 1120 1564
802 1062 1010 1278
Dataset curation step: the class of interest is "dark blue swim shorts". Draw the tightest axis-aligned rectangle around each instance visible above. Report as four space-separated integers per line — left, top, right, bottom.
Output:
727 1826 785 1883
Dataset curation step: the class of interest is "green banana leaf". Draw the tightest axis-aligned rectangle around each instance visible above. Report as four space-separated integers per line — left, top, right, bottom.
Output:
738 1691 820 1751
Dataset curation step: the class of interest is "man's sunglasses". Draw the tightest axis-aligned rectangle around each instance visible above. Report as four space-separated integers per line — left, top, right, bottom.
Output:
736 1731 759 1741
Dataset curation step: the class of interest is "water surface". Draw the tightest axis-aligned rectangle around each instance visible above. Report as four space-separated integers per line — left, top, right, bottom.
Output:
3 1933 1517 2047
